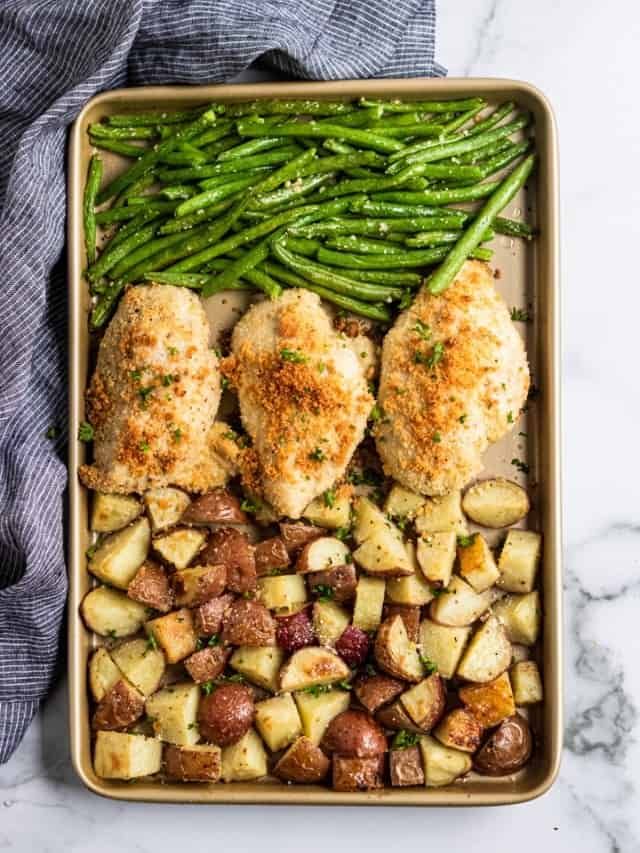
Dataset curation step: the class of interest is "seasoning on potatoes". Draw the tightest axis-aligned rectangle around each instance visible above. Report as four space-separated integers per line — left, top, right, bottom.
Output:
184 646 231 684
91 679 144 731
332 754 385 792
382 604 421 643
193 593 235 636
181 488 247 525
353 672 405 715
197 683 255 746
127 560 174 613
274 735 330 784
164 743 222 782
254 536 290 576
473 714 533 776
221 599 276 647
200 527 256 594
171 564 227 607
320 710 387 758
279 521 324 555
462 478 530 528
307 563 358 603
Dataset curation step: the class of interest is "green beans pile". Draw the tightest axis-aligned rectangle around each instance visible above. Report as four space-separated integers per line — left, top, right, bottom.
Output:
84 96 537 327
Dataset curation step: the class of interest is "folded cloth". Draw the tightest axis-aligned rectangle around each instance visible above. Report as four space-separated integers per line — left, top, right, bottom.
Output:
0 0 443 764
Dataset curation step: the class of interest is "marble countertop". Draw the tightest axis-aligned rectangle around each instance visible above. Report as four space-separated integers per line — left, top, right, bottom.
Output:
3 3 639 851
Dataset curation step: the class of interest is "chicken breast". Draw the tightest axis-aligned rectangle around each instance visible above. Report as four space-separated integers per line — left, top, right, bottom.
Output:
375 261 529 495
80 284 221 494
224 289 373 518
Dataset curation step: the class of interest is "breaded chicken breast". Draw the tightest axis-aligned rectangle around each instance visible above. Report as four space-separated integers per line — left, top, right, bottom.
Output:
375 261 529 495
79 284 221 494
224 290 373 519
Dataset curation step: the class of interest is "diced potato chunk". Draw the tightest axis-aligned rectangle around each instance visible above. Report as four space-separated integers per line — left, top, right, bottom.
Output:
221 728 268 782
458 672 516 726
296 537 350 574
374 614 424 682
416 532 456 587
457 533 500 592
384 484 426 520
280 647 350 692
400 674 446 730
418 619 471 679
429 576 493 627
353 496 389 545
353 531 413 577
146 608 197 664
91 493 142 533
110 638 165 696
88 647 122 702
255 693 302 751
415 492 467 536
510 660 543 704
419 735 472 787
94 731 161 780
164 743 221 782
144 487 191 532
498 530 542 593
456 615 511 683
352 575 386 632
257 574 307 614
462 478 529 528
433 709 483 753
230 646 285 692
81 586 148 638
313 600 351 646
303 486 352 529
386 549 436 606
294 689 351 745
88 518 150 589
493 591 541 645
152 528 206 570
145 683 200 746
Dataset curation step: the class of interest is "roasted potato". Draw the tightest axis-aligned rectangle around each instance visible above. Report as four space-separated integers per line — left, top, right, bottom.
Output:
220 728 268 782
110 637 165 696
255 693 302 751
193 593 235 636
321 710 387 757
88 647 122 702
510 660 543 704
332 754 384 792
280 646 350 692
258 574 308 613
352 495 388 544
386 569 436 607
146 608 197 664
473 714 532 776
296 536 351 574
418 619 471 680
164 743 221 782
92 679 145 731
433 709 483 753
94 731 161 780
145 683 200 746
498 530 542 593
221 598 276 647
294 688 351 745
376 700 425 734
144 487 191 532
279 521 324 555
200 527 256 594
384 484 426 520
153 527 207 571
399 674 446 731
353 673 404 715
352 575 386 632
198 683 255 746
462 478 529 528
492 591 541 645
230 645 285 692
313 599 351 646
88 517 151 589
458 672 516 726
429 576 494 627
414 492 467 536
419 735 472 787
181 488 247 525
81 586 148 638
254 536 290 576
457 533 500 593
303 486 352 529
353 530 413 577
374 615 424 683
307 563 357 603
456 615 512 683
171 564 226 607
382 604 420 643
416 532 456 588
127 560 174 613
389 744 424 787
273 735 330 783
184 646 230 684
91 493 142 533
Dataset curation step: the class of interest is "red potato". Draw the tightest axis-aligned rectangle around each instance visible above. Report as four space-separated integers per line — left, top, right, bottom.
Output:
353 673 405 715
296 537 351 574
193 593 235 636
197 683 255 746
127 561 173 613
332 754 385 792
254 537 290 576
307 563 358 603
181 488 247 525
321 710 387 758
275 607 316 653
382 604 421 644
335 626 370 668
199 527 256 594
164 744 221 782
376 700 425 734
389 745 424 787
474 714 533 776
279 522 324 555
184 646 230 684
171 564 227 607
274 736 330 784
221 599 276 647
91 679 144 731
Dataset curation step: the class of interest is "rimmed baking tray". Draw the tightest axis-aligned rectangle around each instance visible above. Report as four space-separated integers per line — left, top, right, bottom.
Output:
67 77 561 805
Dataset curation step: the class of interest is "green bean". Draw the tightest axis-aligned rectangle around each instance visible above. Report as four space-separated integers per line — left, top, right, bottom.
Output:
89 124 157 140
446 137 513 165
202 237 278 297
440 103 485 136
176 173 270 216
159 147 208 166
493 217 536 239
477 140 531 178
236 118 405 154
320 139 380 178
300 150 386 176
405 228 494 248
372 181 502 206
111 227 207 281
252 173 335 209
317 244 492 269
251 147 318 196
158 145 302 184
144 270 228 289
278 167 423 205
91 280 125 328
218 136 289 160
96 108 218 204
159 197 238 234
262 260 420 288
198 167 272 189
350 198 467 222
113 173 155 207
95 200 178 225
465 101 515 137
159 184 198 200
325 236 404 255
199 135 243 159
359 97 485 114
314 107 383 128
83 155 103 264
280 236 322 257
221 99 354 117
188 121 235 147
108 107 209 127
104 209 165 253
427 155 535 294
293 215 467 238
367 122 444 138
89 137 145 158
410 162 484 181
87 221 159 281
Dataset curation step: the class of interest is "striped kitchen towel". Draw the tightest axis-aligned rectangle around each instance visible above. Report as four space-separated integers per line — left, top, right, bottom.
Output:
0 0 442 764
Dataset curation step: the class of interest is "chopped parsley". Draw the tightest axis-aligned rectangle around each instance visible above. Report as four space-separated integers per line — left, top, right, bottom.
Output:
139 440 150 453
419 655 438 675
201 681 215 695
78 421 94 442
347 467 382 487
365 662 377 676
415 341 445 370
317 361 326 373
430 586 446 597
138 386 154 406
240 497 262 514
323 488 336 508
301 684 332 697
432 431 442 443
458 414 467 424
399 291 413 310
510 307 531 322
511 458 530 474
221 376 230 391
313 584 334 602
369 403 384 424
106 628 118 640
413 319 431 341
507 411 514 423
167 346 178 356
161 374 174 387
457 533 477 548
45 425 58 439
172 427 182 443
208 634 221 647
337 680 352 691
145 632 158 651
280 348 307 364
392 729 420 749
334 525 351 541
130 369 142 381
309 447 326 462
86 543 98 561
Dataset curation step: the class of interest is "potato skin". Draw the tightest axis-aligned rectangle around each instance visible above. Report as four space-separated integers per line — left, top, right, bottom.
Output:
255 537 290 576
193 593 235 636
321 710 388 758
200 528 256 594
92 679 144 731
382 604 420 643
332 754 385 792
307 563 357 603
181 489 247 525
474 714 533 776
434 709 483 753
221 599 276 647
184 646 231 684
279 522 324 555
198 684 255 746
389 745 424 787
127 561 173 613
353 673 405 715
171 564 227 607
376 700 424 734
164 744 221 782
274 736 330 784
